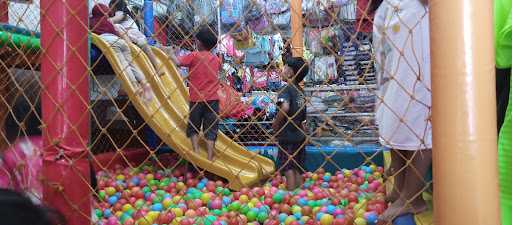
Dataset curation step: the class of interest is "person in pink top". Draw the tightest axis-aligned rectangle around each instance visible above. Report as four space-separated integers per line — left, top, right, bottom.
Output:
168 26 221 161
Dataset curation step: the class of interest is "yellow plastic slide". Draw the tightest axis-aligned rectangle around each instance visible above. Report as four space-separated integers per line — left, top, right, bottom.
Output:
91 34 274 190
147 47 275 177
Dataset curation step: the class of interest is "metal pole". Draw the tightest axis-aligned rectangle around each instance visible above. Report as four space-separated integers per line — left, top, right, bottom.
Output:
290 0 303 57
430 0 501 224
40 0 91 224
0 0 7 23
144 0 155 45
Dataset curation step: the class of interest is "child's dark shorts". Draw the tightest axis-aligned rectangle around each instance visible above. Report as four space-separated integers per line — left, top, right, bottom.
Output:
277 141 306 172
186 101 219 141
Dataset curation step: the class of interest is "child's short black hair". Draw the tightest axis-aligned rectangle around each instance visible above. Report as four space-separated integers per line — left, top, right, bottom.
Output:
285 57 309 83
0 189 65 225
195 26 217 50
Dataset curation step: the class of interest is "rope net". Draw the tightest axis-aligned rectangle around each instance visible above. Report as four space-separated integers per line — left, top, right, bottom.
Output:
0 0 433 224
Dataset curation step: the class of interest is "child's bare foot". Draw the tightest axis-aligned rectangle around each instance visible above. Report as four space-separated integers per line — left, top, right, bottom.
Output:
378 197 428 224
385 190 400 203
378 198 409 224
409 196 428 214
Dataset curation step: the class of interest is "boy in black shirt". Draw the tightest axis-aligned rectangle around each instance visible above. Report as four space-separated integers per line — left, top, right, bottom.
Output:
272 57 309 190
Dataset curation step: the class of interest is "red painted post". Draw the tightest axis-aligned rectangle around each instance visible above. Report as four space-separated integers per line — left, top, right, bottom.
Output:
40 0 91 224
0 0 8 23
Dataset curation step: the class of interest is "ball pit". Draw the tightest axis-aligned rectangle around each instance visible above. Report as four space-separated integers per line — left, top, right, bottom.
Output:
94 165 386 225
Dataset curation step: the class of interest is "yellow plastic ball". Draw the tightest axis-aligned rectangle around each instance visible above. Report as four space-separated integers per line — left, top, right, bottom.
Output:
176 182 185 191
250 198 259 205
201 193 211 204
239 195 249 203
172 196 182 204
320 214 334 225
122 204 133 212
105 187 116 196
116 174 125 181
147 211 160 221
171 208 184 217
354 217 367 225
136 218 151 225
284 216 296 225
163 199 173 209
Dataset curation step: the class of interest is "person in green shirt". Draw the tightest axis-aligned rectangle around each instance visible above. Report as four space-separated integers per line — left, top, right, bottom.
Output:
496 0 512 132
496 1 512 224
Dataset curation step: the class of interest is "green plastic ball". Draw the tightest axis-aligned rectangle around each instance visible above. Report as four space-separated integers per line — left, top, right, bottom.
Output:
247 211 257 222
257 212 268 223
272 194 283 203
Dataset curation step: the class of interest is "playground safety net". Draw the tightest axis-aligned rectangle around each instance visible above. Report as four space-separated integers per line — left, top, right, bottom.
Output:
0 0 433 224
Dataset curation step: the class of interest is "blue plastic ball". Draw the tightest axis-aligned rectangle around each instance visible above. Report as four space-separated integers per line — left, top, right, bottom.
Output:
131 177 140 185
316 212 325 221
323 175 331 182
103 209 112 218
326 205 336 214
108 196 118 205
144 192 152 200
222 196 232 205
298 198 308 206
366 213 378 224
197 183 205 189
294 212 302 219
321 182 329 188
279 213 288 222
151 203 163 212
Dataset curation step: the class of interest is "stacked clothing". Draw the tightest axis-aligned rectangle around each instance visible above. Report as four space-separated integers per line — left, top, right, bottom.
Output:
338 40 376 85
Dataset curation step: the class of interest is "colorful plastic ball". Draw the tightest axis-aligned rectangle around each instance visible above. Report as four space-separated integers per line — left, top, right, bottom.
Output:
239 195 249 203
210 199 223 210
365 212 378 224
354 217 367 225
298 198 308 206
326 205 336 214
228 201 241 211
171 208 184 217
279 213 288 222
257 211 268 223
272 194 283 203
151 203 163 212
247 211 257 222
320 214 334 225
108 196 118 205
103 209 112 218
222 196 232 205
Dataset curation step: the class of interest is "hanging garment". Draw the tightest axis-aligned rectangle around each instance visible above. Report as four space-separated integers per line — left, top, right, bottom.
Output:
247 16 269 33
244 35 271 66
305 28 323 56
219 34 245 58
193 0 217 25
233 29 256 50
167 0 195 33
265 0 291 30
312 55 337 83
252 68 268 89
221 0 246 25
